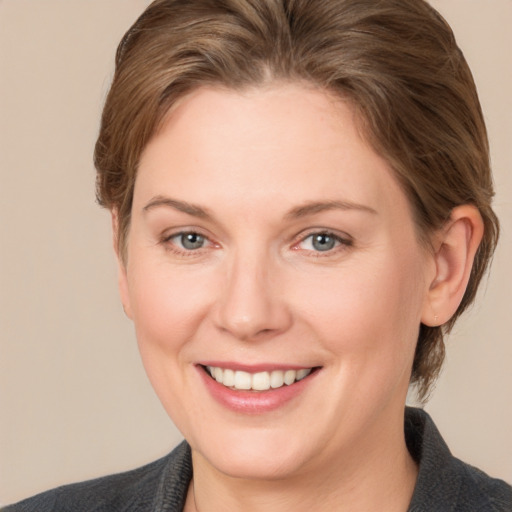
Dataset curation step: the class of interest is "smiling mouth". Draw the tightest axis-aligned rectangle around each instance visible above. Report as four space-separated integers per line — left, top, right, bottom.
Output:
202 365 318 391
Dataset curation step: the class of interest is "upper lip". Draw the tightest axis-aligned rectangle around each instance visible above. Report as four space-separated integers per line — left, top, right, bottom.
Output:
198 362 319 372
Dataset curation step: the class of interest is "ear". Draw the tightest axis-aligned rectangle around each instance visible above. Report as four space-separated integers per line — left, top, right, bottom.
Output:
111 209 133 319
421 205 484 326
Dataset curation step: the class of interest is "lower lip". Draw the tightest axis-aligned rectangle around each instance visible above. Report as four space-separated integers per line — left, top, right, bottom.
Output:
197 366 319 414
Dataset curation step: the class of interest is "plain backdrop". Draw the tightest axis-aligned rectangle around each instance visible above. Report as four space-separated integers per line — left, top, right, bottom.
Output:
1 0 511 505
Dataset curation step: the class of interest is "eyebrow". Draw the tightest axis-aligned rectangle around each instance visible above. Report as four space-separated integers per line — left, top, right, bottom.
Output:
143 196 212 219
142 196 377 220
285 200 377 219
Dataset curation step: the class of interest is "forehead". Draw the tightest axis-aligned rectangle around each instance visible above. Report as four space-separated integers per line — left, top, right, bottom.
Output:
135 84 410 223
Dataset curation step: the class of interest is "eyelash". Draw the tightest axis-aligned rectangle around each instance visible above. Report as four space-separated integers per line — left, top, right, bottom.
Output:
160 230 215 256
160 229 353 257
291 230 353 256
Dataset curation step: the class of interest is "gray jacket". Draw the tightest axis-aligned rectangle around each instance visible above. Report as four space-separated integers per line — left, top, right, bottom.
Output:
4 408 511 511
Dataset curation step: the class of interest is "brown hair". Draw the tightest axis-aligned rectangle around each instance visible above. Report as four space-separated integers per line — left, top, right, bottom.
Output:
94 0 499 400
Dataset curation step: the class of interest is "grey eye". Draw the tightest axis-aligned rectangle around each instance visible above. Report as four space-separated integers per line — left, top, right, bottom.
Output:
180 233 206 250
311 233 336 251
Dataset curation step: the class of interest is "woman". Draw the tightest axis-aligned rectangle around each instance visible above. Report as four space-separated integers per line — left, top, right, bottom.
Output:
4 0 511 510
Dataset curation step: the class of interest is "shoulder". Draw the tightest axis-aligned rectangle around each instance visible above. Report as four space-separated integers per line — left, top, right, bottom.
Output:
406 407 512 512
2 442 192 512
451 457 512 512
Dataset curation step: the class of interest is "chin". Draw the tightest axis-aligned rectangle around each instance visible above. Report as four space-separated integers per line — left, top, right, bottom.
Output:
191 426 313 481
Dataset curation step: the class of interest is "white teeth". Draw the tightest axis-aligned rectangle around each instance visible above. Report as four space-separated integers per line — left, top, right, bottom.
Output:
252 372 271 391
296 368 310 381
234 371 252 390
223 368 235 387
213 367 223 383
206 366 312 391
270 370 284 389
283 369 296 385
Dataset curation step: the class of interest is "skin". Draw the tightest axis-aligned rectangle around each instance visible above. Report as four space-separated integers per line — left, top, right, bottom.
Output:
116 84 483 511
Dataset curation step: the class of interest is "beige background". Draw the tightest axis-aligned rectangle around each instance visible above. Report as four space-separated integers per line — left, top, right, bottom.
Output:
1 0 511 505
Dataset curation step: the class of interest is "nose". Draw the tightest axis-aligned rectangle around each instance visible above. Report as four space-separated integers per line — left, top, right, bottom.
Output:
213 251 292 341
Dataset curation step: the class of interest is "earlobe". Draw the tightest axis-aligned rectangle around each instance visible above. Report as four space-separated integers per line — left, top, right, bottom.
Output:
111 210 133 319
421 205 484 326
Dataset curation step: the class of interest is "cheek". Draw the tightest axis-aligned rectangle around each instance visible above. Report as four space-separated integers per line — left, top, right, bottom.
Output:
298 256 426 425
125 263 219 431
298 249 426 366
127 262 216 361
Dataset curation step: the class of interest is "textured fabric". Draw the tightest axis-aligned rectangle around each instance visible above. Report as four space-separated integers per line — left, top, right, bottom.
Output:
2 443 193 512
3 408 511 511
406 409 512 511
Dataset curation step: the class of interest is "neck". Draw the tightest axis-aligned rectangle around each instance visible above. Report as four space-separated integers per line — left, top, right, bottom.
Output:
185 410 418 512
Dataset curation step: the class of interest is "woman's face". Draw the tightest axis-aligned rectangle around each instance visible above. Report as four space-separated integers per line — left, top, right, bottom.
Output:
119 84 434 480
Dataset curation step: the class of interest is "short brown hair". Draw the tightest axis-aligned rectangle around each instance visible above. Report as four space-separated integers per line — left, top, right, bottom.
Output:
95 0 499 400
